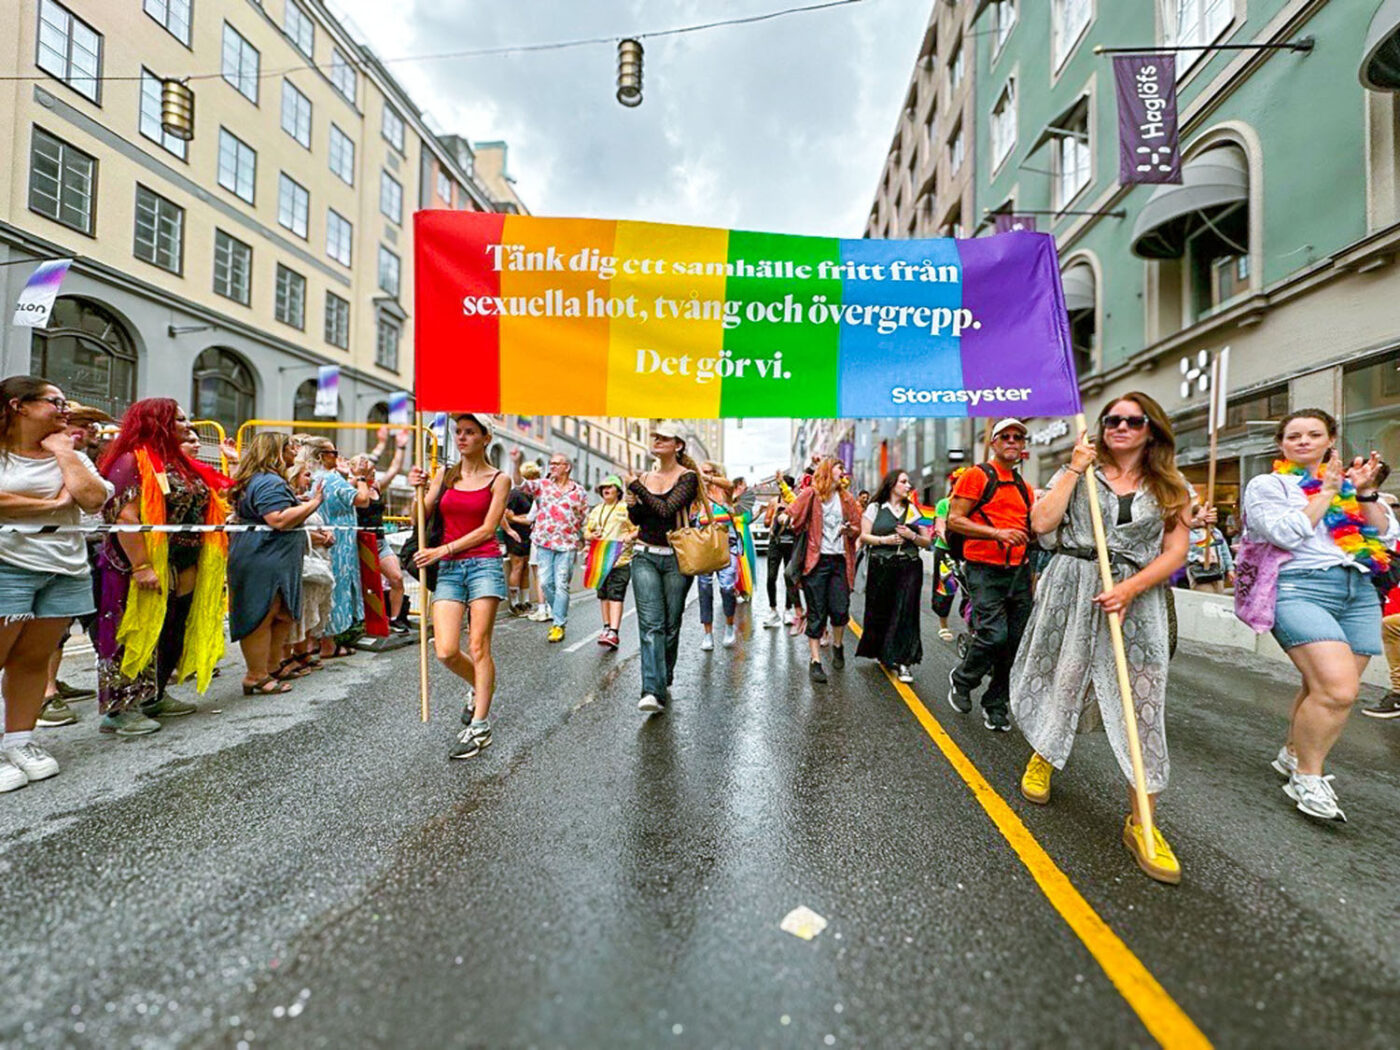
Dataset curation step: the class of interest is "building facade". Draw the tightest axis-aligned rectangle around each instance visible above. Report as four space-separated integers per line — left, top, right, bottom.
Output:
970 0 1400 516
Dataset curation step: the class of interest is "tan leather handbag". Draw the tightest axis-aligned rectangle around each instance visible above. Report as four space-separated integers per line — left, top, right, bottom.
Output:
668 497 730 576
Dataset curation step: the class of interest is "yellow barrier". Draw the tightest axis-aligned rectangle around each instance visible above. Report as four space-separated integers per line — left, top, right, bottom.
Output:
189 419 229 473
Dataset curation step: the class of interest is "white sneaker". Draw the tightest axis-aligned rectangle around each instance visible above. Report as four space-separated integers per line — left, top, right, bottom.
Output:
638 694 663 713
529 606 551 622
1284 772 1346 822
1271 745 1298 777
2 743 57 783
897 665 914 683
763 610 781 628
722 625 736 648
0 756 27 793
700 634 714 652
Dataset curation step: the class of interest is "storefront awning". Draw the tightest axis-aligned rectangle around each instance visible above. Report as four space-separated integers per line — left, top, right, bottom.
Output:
1061 264 1095 313
1361 0 1400 91
1130 146 1249 260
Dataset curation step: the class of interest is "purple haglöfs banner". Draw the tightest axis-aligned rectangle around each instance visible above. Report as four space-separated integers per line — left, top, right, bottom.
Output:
1114 54 1182 185
314 365 340 417
993 214 1038 234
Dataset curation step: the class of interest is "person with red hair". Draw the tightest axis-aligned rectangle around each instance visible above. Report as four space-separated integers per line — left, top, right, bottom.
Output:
95 399 232 736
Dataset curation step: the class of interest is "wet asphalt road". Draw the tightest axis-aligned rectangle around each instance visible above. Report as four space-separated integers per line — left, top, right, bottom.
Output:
2 566 1399 1049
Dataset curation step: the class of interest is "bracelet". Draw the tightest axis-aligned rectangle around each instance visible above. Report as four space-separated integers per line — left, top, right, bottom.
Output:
1357 492 1380 503
1067 468 1084 476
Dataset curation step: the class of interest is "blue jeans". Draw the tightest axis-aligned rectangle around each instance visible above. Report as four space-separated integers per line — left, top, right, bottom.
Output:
535 546 576 626
696 554 738 627
631 549 692 700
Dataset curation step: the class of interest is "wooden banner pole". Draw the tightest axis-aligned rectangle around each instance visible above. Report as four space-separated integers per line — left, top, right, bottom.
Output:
415 411 431 724
1074 413 1156 860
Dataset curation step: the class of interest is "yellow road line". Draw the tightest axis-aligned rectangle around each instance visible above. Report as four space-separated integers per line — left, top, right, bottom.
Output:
846 623 1211 1049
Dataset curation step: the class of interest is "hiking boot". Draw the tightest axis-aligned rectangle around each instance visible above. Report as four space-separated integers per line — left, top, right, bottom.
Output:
2 742 58 782
948 670 973 714
1122 817 1182 885
1021 753 1053 804
809 661 828 685
99 710 162 737
142 695 197 719
1362 692 1400 719
449 723 492 760
1284 772 1346 822
36 697 78 728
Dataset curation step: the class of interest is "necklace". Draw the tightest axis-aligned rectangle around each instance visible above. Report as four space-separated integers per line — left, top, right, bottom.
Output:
1274 460 1391 574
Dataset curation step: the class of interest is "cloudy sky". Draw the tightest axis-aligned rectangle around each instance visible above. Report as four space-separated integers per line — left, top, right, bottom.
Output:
331 0 929 468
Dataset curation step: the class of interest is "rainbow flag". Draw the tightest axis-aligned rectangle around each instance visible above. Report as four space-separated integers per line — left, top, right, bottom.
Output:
904 497 936 528
704 503 758 596
583 539 624 589
413 214 1082 419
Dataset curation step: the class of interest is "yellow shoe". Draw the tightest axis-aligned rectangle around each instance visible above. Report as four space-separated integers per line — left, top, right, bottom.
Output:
1020 753 1052 804
1122 816 1182 885
547 625 565 643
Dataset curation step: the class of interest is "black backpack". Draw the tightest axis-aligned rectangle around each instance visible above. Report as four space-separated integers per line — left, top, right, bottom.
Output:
945 462 1032 563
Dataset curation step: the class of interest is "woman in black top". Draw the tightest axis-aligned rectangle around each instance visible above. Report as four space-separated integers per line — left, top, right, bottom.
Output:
625 421 701 715
856 470 932 682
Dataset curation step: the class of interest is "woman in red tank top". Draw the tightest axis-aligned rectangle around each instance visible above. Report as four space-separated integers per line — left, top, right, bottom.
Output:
409 413 511 761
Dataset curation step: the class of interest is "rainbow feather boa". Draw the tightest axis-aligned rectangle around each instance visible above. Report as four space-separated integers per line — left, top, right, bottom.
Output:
1273 459 1392 575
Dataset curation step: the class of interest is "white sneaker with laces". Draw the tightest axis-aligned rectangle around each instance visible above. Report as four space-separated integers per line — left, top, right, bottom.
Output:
763 610 781 628
0 755 27 792
897 665 914 683
2 743 58 783
1271 745 1298 777
700 634 714 652
722 625 736 648
529 606 551 622
1284 772 1346 822
638 694 663 713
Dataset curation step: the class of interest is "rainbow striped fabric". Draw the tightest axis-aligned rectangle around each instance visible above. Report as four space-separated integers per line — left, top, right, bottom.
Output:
904 497 936 529
1273 460 1392 574
583 539 625 589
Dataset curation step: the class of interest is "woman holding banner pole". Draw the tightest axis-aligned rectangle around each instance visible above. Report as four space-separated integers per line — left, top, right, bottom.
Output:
1009 394 1191 884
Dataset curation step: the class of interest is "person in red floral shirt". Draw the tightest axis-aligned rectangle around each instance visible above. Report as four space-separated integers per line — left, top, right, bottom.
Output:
511 448 588 642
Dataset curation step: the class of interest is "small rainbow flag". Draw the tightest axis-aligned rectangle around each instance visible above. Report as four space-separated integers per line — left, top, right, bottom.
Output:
583 538 624 589
904 497 936 529
706 503 757 596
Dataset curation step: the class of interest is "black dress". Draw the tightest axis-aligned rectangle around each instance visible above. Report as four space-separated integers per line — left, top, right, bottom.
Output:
855 503 924 668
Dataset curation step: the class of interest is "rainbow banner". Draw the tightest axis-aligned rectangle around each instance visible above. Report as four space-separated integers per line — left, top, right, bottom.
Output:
414 214 1081 418
904 496 936 529
583 538 625 589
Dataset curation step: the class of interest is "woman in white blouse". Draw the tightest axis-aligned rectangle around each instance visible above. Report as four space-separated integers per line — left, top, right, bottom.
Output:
1242 409 1398 823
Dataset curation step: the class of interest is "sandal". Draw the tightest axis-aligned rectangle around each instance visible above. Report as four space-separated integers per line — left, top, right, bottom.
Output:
242 676 293 696
272 658 311 681
323 645 356 659
938 627 955 641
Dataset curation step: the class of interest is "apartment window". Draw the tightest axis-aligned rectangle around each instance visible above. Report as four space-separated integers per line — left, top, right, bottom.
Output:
36 0 102 103
1163 0 1232 70
274 264 306 329
991 1 1018 54
326 209 352 266
382 106 405 153
213 229 252 305
376 317 400 371
324 291 350 348
330 48 356 104
948 38 964 92
139 70 188 159
379 171 403 224
28 127 95 234
378 246 400 297
991 80 1016 168
948 122 965 173
133 184 183 273
284 0 314 57
329 124 355 184
221 23 259 103
437 170 451 203
143 0 191 46
217 128 256 203
277 173 309 238
1052 99 1092 209
281 80 312 147
1052 0 1092 68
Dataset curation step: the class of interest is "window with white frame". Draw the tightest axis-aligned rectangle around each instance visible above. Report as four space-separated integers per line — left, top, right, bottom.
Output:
436 170 452 203
992 1 1017 54
221 23 259 103
991 80 1016 168
28 127 95 233
379 171 402 224
329 124 355 184
213 229 252 304
277 173 309 238
326 209 352 266
133 184 183 273
382 106 405 152
948 38 964 91
217 128 256 203
143 0 191 46
376 317 400 371
139 70 188 159
378 246 400 297
330 48 357 103
281 80 312 147
36 0 102 103
275 264 306 329
284 0 314 57
1052 0 1092 68
1163 0 1232 67
1052 99 1092 209
324 292 349 348
948 121 965 173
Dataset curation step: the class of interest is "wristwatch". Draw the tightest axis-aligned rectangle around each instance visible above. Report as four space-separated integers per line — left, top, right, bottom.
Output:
1357 492 1380 503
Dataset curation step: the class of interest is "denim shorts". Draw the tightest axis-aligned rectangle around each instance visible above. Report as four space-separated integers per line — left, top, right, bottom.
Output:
0 561 95 621
1272 566 1383 655
378 535 395 565
434 556 507 605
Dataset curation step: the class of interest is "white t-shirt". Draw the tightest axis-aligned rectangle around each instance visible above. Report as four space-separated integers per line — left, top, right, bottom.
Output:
819 493 845 555
0 451 110 576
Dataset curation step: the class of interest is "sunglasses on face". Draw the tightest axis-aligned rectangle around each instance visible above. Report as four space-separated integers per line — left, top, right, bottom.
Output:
26 396 68 411
996 433 1027 443
1102 414 1149 431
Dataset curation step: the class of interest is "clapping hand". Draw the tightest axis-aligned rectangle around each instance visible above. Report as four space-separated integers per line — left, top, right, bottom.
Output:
1321 453 1345 493
1347 452 1384 492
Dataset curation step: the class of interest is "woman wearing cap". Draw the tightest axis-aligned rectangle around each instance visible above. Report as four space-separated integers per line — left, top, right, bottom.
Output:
0 377 111 791
303 436 371 656
409 413 510 760
584 475 636 650
626 421 701 713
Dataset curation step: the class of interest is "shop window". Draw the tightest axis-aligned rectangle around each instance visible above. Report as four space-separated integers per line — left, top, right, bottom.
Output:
29 297 136 418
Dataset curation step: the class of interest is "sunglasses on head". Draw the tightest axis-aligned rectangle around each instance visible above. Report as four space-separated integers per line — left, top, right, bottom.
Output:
1102 414 1149 431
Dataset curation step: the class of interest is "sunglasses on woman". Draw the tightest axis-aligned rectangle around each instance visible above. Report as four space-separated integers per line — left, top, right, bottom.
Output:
1102 414 1149 430
26 396 69 411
